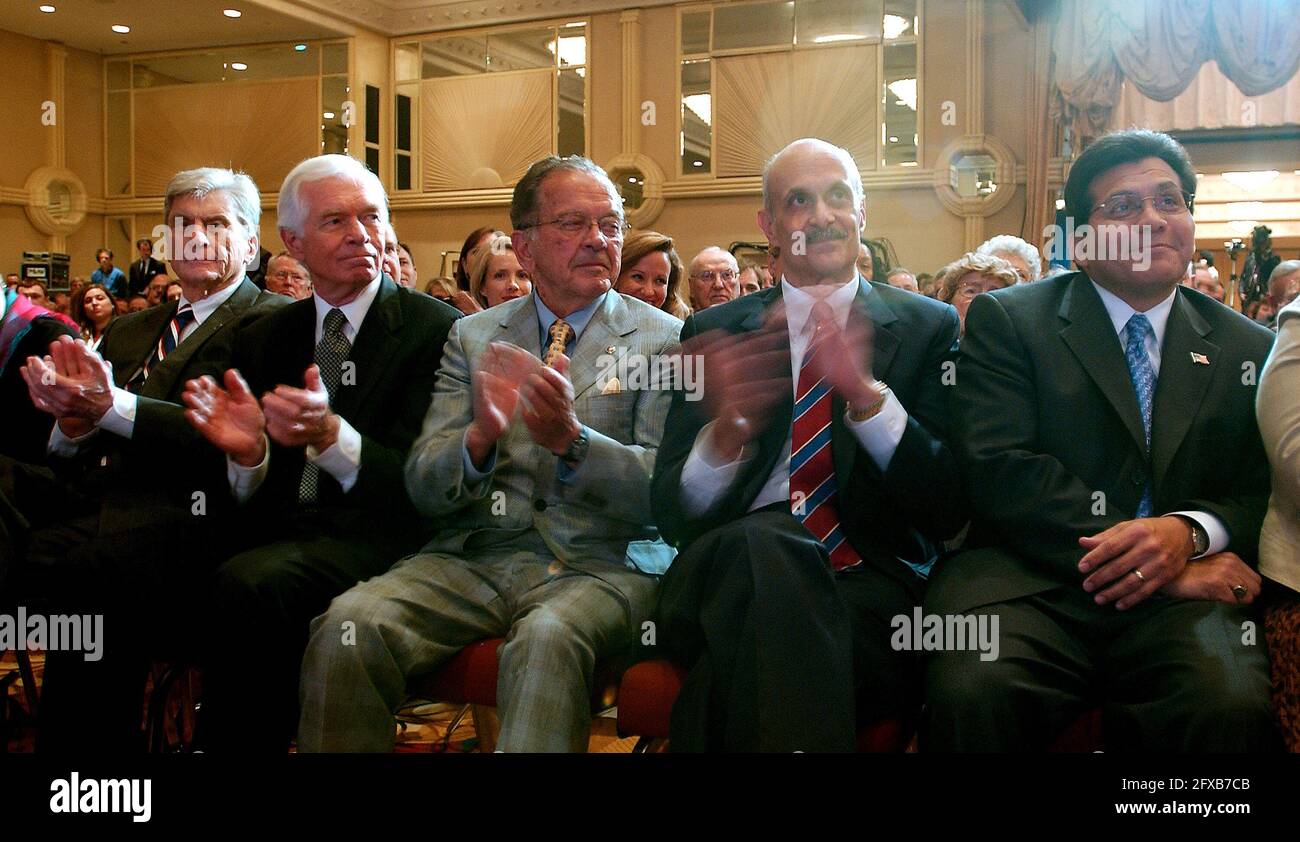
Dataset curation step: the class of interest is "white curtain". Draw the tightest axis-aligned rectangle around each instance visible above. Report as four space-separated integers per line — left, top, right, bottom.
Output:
1051 0 1300 145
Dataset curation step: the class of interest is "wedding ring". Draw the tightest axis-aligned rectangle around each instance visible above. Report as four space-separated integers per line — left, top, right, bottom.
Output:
1232 584 1247 602
1132 569 1145 582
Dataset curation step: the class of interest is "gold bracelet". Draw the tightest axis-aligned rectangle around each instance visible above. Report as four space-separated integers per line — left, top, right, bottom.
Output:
847 381 890 422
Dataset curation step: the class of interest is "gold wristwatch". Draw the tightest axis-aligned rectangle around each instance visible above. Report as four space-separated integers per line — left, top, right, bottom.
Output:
847 381 890 422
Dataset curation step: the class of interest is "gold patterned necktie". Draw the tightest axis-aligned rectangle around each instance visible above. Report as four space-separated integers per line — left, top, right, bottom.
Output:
543 318 574 367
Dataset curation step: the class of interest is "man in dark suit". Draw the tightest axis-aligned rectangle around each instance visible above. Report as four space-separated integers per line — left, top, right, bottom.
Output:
127 238 167 297
924 129 1277 751
184 153 460 751
16 167 286 751
652 138 965 751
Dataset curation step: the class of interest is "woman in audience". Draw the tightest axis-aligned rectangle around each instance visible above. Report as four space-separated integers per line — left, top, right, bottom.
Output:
396 241 419 290
614 230 690 320
937 252 1018 334
72 282 116 350
382 223 404 285
455 225 503 292
469 234 532 309
1254 294 1300 752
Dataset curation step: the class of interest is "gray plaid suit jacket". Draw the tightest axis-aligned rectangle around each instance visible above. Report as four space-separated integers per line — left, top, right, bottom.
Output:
405 290 682 575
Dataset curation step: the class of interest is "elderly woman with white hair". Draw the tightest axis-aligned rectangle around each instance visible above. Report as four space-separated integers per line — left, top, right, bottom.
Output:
975 234 1041 284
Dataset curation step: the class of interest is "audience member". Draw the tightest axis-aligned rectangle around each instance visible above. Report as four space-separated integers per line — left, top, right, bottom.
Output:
687 246 740 311
381 222 403 285
1256 295 1300 752
127 295 148 313
455 225 501 292
50 291 71 316
71 283 116 350
90 248 127 299
397 241 419 290
128 238 166 296
165 281 183 302
182 153 460 752
924 128 1276 751
1266 260 1300 324
1192 263 1225 301
652 138 963 751
264 252 313 300
885 267 919 292
299 154 680 752
614 229 690 319
0 283 77 466
914 271 935 296
145 273 170 307
937 252 1018 335
975 234 1041 284
856 239 876 281
738 261 763 295
17 280 50 308
469 233 533 309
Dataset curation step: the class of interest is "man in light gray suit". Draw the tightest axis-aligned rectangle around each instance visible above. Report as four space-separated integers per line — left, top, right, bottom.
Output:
298 155 682 752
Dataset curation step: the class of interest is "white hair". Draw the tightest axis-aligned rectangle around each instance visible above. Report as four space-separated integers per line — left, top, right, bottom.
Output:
277 154 388 237
976 235 1041 282
762 138 864 214
164 167 261 232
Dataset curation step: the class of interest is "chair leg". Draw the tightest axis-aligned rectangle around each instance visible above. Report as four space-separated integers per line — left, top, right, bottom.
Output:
146 664 188 753
470 704 499 753
631 736 668 753
15 649 38 718
0 670 17 753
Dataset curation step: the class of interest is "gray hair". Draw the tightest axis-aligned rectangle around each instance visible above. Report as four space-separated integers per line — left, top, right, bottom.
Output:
509 155 621 231
1268 260 1300 291
689 246 738 276
762 138 864 214
278 154 387 237
975 234 1042 282
164 167 261 232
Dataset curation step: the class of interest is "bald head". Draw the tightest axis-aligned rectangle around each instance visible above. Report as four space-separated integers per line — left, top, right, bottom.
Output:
688 246 740 310
762 138 864 214
1269 259 1300 310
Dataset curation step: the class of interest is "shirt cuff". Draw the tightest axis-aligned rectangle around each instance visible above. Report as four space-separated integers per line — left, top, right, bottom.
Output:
844 389 907 472
1169 510 1230 558
227 435 271 504
307 417 362 493
461 428 497 486
679 420 751 516
96 387 139 439
47 417 100 456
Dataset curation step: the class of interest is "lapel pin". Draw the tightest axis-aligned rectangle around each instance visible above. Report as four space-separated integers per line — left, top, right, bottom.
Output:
1190 352 1209 365
606 345 616 355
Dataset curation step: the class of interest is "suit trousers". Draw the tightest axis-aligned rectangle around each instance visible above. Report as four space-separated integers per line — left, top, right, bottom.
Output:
923 585 1278 751
196 515 407 753
297 548 658 752
656 508 923 753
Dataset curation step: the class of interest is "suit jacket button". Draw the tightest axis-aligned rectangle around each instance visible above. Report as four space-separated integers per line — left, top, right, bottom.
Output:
533 499 548 512
1132 473 1145 486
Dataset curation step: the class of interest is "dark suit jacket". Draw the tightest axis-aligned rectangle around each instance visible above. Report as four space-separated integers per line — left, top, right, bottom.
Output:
926 271 1276 614
128 257 167 296
230 275 460 548
2 316 78 465
74 278 287 533
652 278 966 587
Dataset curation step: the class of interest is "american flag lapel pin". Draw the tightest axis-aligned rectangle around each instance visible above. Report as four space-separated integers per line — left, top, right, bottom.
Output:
1190 352 1210 365
606 345 616 355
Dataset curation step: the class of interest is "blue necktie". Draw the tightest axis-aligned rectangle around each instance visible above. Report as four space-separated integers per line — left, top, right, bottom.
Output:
1124 313 1155 518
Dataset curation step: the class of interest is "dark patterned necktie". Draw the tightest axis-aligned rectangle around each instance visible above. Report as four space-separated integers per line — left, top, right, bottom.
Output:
128 303 195 393
299 308 351 503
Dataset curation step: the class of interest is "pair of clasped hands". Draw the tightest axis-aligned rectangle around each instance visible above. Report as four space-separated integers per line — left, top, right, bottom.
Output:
465 342 582 469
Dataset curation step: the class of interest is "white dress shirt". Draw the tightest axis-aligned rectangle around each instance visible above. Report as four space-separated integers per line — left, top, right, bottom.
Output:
227 278 380 503
1091 280 1228 556
678 277 908 517
48 279 243 454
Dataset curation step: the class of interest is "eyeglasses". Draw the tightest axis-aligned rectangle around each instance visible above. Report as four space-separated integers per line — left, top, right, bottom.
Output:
523 213 629 240
1091 190 1194 222
691 269 738 284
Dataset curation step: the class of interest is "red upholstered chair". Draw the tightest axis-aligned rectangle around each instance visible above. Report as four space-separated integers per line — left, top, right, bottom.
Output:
406 638 622 752
616 658 912 752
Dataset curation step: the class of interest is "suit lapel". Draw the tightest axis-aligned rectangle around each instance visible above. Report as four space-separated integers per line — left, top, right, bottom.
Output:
141 280 260 400
111 302 175 389
831 279 899 486
1150 291 1218 489
1058 276 1148 454
571 293 637 399
334 277 402 418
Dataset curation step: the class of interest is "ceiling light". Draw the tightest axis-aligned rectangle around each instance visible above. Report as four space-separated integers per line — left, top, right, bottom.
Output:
813 34 863 44
1055 198 1066 210
39 5 56 13
887 78 917 111
111 24 130 34
223 9 242 18
294 43 307 51
693 161 703 167
883 14 911 39
323 111 335 119
230 62 247 71
682 93 711 126
1221 170 1279 191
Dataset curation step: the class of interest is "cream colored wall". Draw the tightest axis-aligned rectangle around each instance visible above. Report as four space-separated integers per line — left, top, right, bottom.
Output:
0 29 105 278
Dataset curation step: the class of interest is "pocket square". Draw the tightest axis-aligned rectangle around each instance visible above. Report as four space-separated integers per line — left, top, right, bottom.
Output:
600 377 621 395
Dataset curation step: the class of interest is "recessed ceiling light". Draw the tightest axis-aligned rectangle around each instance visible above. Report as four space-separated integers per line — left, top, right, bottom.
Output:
323 111 335 119
230 62 247 71
39 5 56 13
223 9 242 18
294 43 307 51
692 161 703 167
111 24 130 34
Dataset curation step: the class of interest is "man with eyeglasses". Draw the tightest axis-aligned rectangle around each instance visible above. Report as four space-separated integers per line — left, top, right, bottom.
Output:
299 155 682 752
687 246 741 311
924 128 1278 751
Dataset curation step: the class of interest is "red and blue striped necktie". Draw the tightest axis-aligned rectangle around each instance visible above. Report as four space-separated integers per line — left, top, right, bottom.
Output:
789 301 862 572
130 303 195 392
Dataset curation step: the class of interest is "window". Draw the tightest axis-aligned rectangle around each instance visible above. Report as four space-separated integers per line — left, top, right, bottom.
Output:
678 0 920 176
